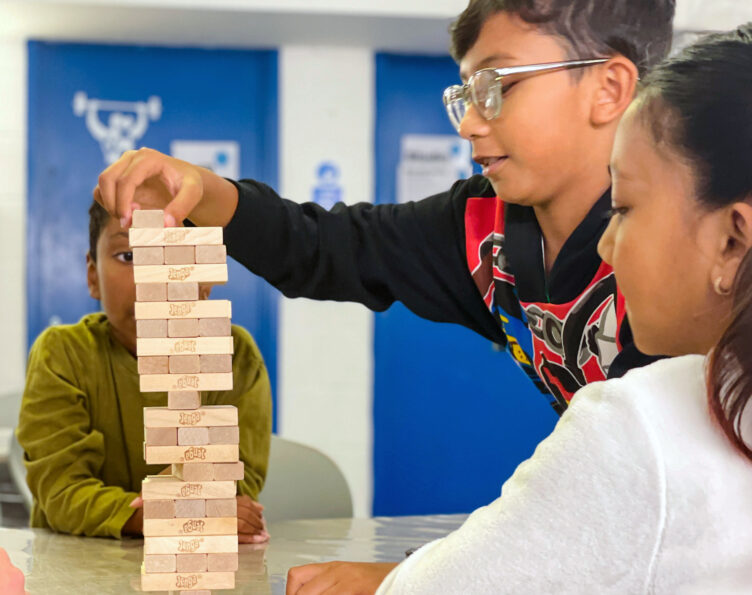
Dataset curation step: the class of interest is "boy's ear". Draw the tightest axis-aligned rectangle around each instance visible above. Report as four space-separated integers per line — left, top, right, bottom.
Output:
589 56 639 126
86 253 101 300
711 201 752 294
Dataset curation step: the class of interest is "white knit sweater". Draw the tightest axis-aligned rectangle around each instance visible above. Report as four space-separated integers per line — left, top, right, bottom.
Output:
377 355 752 594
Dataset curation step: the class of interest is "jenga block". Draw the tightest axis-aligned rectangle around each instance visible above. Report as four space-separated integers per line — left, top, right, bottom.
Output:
144 406 238 428
137 336 234 356
174 499 206 519
168 282 199 302
212 462 244 481
136 319 168 338
168 318 200 338
146 444 239 465
143 535 238 555
164 245 196 265
144 517 236 537
177 553 207 573
145 427 177 446
131 209 165 228
173 462 214 482
168 391 201 410
143 499 176 519
169 355 200 374
140 569 235 591
140 373 233 393
138 355 169 375
143 554 175 573
195 244 227 264
135 300 232 320
132 246 164 265
208 426 239 445
199 354 232 373
205 498 237 518
178 427 210 446
207 553 238 573
129 227 223 247
134 264 228 284
143 477 236 501
199 318 231 337
136 283 167 302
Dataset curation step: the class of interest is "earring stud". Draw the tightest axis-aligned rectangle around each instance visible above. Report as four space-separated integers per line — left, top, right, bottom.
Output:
714 277 731 296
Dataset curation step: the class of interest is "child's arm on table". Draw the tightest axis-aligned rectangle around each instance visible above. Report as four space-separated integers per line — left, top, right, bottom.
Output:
17 328 140 539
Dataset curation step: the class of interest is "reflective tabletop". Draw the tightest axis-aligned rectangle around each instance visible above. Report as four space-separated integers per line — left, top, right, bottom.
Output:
1 514 467 594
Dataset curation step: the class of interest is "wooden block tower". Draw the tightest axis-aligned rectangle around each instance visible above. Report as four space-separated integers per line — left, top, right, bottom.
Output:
131 210 241 593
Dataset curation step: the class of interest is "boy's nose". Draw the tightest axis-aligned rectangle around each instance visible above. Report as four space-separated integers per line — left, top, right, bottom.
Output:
457 103 492 140
597 217 617 265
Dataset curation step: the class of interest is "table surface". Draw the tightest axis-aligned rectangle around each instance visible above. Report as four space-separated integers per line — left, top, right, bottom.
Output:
0 514 467 594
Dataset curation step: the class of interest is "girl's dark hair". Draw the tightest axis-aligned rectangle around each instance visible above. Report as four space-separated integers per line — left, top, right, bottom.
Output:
88 199 111 262
637 24 752 460
449 0 675 77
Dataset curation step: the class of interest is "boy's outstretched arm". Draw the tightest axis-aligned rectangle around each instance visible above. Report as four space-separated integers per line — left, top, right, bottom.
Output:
17 328 140 538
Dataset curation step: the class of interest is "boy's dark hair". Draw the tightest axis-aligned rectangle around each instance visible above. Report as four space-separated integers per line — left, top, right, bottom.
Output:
449 0 676 77
88 200 111 262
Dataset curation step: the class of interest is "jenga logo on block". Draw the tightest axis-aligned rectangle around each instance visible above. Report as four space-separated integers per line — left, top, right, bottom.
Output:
168 266 194 281
176 375 200 389
165 229 188 243
180 483 203 497
179 411 204 426
182 520 206 534
169 303 194 316
174 339 197 353
183 446 207 461
178 538 204 553
176 575 199 588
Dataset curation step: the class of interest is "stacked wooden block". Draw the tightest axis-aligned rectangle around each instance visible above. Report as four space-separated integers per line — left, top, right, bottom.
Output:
130 210 241 594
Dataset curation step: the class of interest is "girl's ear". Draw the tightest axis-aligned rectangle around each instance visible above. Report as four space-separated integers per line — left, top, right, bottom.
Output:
86 253 101 300
711 201 752 295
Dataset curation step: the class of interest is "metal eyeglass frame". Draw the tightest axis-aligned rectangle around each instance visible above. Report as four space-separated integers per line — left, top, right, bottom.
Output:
442 58 609 131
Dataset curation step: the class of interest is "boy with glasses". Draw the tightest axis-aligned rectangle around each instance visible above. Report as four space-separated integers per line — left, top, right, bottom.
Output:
95 0 675 413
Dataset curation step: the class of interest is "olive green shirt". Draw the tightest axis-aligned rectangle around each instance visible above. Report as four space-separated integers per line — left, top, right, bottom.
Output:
17 313 272 539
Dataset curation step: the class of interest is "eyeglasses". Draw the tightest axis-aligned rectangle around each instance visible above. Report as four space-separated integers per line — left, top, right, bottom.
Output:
442 58 609 132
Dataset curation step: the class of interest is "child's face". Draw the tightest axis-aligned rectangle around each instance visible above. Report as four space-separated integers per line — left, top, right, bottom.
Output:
598 105 731 357
457 12 605 205
87 216 138 355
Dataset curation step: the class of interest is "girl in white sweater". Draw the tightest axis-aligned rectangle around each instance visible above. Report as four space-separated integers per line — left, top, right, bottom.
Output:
286 23 752 595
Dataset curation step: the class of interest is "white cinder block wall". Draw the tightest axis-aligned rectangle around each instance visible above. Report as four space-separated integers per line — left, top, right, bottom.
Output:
278 46 375 518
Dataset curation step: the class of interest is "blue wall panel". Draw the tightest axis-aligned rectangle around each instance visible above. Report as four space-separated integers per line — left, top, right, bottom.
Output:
373 53 559 515
27 42 280 427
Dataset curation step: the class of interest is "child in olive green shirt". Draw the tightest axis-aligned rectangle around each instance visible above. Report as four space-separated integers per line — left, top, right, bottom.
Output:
17 200 272 540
